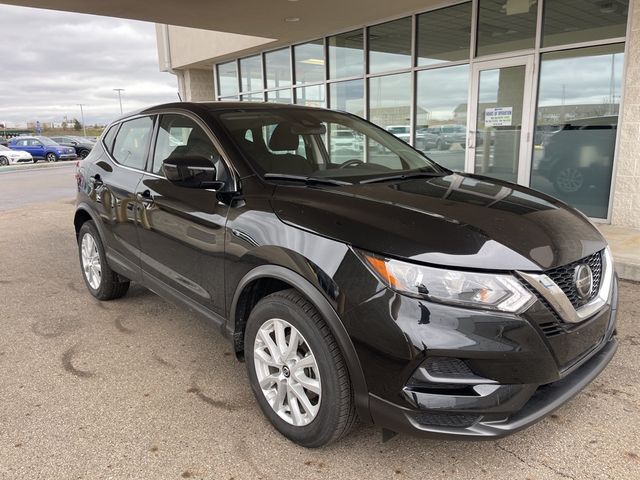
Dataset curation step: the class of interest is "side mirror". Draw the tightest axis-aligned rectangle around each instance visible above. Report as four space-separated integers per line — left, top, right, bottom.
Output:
163 155 224 190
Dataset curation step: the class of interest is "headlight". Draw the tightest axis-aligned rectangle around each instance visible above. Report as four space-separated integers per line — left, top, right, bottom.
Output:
359 251 534 313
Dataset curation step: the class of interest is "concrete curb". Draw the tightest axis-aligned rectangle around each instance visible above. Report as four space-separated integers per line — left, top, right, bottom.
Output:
0 161 76 174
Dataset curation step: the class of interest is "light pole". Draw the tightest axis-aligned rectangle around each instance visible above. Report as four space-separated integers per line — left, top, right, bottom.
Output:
113 88 124 115
77 104 87 137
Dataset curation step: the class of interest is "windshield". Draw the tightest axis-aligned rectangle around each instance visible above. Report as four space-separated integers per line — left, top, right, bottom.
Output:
214 108 446 182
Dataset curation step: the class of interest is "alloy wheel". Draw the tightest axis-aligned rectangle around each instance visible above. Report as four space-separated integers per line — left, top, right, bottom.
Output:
555 167 584 193
253 318 321 426
46 153 57 162
81 232 102 290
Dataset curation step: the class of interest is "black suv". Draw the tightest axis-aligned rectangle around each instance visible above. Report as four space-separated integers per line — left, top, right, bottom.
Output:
51 135 94 159
74 103 618 447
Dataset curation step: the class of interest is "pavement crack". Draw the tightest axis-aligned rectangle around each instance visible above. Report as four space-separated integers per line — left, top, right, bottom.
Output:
496 444 575 480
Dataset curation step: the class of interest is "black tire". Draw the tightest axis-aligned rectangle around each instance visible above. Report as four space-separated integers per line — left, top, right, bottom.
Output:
245 289 356 448
79 149 90 159
46 152 57 163
0 156 8 166
33 158 38 164
77 220 130 300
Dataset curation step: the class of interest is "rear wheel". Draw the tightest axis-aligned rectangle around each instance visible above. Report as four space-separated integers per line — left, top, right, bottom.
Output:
553 166 585 194
33 158 38 164
79 149 90 159
245 289 356 447
77 221 130 300
46 152 57 163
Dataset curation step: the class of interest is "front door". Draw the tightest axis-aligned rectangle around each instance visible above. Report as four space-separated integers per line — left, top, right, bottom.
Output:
137 113 230 316
467 56 535 185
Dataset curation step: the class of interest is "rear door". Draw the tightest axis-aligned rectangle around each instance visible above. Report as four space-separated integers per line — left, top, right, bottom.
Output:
91 116 154 276
136 112 232 316
29 139 46 158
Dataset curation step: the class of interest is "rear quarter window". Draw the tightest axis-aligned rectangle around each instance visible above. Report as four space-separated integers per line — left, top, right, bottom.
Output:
111 116 154 170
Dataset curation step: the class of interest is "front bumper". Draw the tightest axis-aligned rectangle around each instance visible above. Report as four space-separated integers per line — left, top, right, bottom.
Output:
369 335 617 439
59 153 78 160
344 270 618 439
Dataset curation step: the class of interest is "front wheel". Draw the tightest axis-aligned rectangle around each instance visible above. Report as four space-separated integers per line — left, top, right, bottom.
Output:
553 166 585 194
79 149 90 159
0 156 8 166
77 221 130 300
245 289 356 448
46 152 57 163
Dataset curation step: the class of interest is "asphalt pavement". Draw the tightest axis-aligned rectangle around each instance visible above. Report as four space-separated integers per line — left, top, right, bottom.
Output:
0 162 76 211
0 180 638 479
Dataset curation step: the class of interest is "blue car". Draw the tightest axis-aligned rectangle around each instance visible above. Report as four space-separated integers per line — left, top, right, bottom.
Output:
8 136 77 163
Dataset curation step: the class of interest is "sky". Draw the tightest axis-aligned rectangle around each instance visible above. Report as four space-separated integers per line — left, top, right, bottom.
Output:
0 5 179 127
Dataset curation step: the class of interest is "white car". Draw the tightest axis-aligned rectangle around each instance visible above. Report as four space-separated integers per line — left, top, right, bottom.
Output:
0 144 33 165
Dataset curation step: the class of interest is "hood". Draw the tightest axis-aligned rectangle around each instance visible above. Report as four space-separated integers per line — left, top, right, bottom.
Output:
270 173 606 271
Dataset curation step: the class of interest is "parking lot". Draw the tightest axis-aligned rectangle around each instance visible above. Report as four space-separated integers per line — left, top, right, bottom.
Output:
0 168 639 479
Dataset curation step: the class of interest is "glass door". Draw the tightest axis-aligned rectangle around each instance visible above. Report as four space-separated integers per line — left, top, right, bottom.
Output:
467 56 535 185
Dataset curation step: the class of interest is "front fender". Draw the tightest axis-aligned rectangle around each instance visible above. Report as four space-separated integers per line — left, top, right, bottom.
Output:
229 264 372 423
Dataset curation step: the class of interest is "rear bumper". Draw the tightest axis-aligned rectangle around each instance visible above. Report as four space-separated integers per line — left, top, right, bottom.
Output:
369 335 618 439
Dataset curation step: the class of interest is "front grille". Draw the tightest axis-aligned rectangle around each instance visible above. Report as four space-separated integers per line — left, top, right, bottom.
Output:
545 251 602 309
411 412 481 428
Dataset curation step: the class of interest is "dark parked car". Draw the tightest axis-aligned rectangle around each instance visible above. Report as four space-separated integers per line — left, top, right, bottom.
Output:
51 135 94 159
537 116 617 194
8 135 76 162
74 102 617 447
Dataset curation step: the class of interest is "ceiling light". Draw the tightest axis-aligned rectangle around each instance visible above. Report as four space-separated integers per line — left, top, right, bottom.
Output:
285 17 300 22
300 58 325 65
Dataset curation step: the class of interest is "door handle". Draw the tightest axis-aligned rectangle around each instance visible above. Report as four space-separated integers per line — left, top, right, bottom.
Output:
467 133 476 149
136 190 154 206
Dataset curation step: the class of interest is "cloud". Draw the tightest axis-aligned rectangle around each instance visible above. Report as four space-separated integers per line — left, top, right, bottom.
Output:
0 5 179 126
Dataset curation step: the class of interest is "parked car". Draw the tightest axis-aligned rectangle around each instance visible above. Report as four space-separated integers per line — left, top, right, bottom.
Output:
75 102 617 447
8 136 76 162
0 144 33 165
385 125 427 150
537 116 617 194
50 135 94 159
330 129 363 152
426 124 468 150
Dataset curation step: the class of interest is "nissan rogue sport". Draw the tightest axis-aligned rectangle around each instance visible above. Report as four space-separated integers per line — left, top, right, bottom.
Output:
74 102 618 448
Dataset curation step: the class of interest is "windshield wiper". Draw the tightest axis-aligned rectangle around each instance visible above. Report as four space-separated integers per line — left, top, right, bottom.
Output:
359 171 446 185
263 173 352 186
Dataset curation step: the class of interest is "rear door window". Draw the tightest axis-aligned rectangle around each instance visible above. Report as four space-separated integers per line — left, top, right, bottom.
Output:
112 116 154 170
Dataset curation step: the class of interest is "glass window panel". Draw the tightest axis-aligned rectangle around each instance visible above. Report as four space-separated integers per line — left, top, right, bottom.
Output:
477 0 538 57
241 92 265 102
217 61 238 97
474 65 527 184
112 116 153 170
267 89 292 104
417 3 472 66
294 40 325 84
330 79 364 116
369 73 411 169
369 18 412 74
219 96 239 101
543 0 628 47
531 44 624 219
416 65 469 170
265 48 291 88
239 55 262 92
328 30 364 79
295 85 325 107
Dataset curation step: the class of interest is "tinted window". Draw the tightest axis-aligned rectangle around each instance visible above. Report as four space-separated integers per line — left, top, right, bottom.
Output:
102 124 119 153
477 0 538 56
294 40 324 84
112 116 153 170
417 3 471 66
368 18 412 74
152 114 222 177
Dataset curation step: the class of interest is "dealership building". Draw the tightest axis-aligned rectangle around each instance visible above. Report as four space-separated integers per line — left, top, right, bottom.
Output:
4 0 639 229
150 0 638 228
